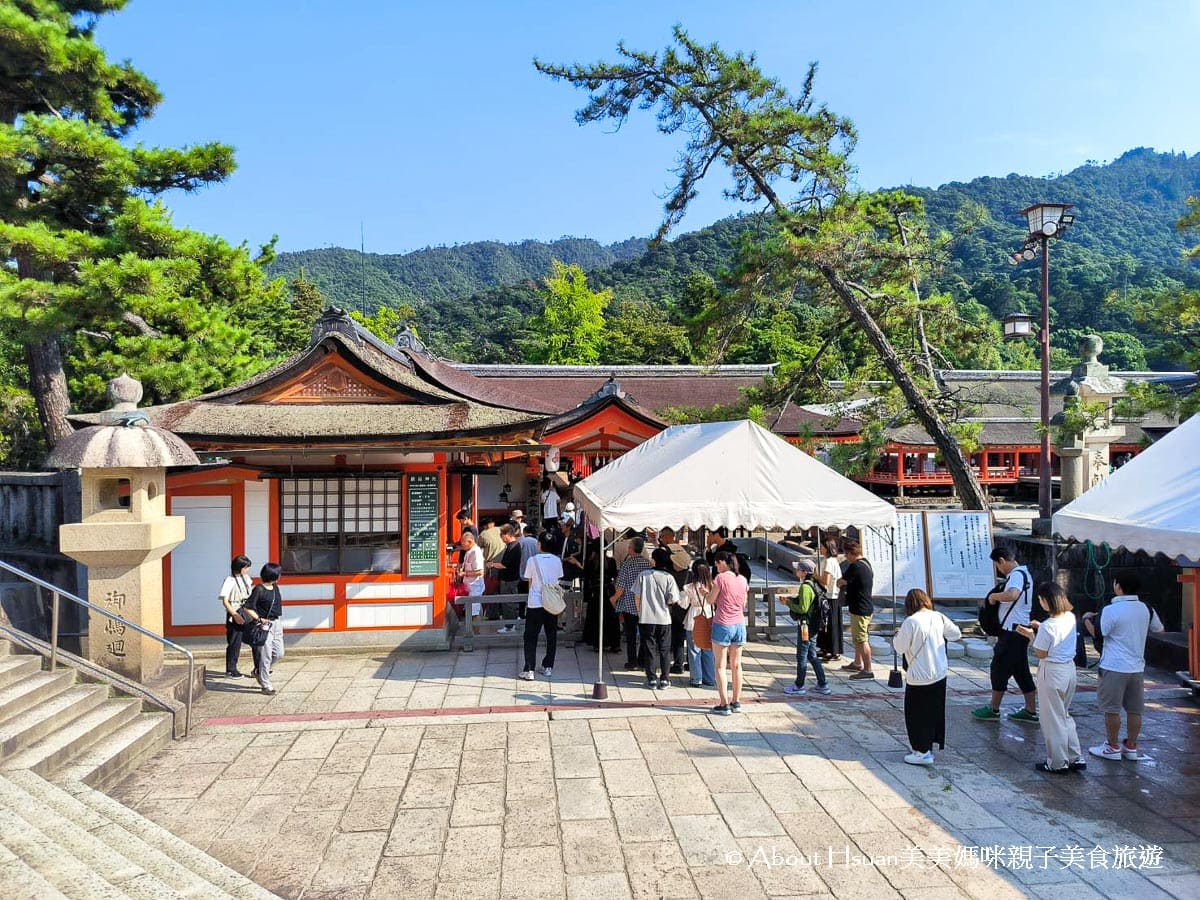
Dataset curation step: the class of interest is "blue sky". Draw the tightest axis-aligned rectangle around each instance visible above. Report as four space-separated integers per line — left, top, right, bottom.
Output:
96 1 1200 254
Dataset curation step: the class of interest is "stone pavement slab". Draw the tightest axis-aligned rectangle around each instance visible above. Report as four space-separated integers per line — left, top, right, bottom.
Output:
107 640 1200 899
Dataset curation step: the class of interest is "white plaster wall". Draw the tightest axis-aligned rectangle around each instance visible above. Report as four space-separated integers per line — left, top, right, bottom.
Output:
346 602 433 628
244 480 271 568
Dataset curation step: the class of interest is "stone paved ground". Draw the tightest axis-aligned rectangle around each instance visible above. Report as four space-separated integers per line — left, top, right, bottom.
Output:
110 639 1200 899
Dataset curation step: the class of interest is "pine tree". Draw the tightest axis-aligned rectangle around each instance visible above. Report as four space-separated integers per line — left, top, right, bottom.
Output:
0 0 286 447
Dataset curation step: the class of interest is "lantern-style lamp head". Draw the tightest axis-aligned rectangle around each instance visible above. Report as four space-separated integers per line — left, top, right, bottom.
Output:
1021 203 1075 238
1002 312 1036 341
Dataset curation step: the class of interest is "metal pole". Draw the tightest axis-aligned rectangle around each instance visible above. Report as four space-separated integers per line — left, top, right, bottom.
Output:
1039 236 1052 523
49 590 60 672
888 526 904 688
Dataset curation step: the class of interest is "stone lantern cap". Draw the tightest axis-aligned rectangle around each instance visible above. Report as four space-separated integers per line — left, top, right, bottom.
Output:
46 414 200 469
1050 334 1126 397
46 374 199 469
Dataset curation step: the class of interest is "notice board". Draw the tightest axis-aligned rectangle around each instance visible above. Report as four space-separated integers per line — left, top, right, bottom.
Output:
860 512 928 600
406 473 441 576
925 511 995 600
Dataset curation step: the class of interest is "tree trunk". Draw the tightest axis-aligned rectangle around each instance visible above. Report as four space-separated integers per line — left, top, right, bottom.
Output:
25 335 74 448
817 264 990 511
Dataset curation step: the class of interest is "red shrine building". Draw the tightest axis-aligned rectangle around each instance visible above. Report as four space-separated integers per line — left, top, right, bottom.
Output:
69 308 1187 644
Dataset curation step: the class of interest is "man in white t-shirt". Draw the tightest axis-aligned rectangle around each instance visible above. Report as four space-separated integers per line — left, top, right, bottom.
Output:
458 532 486 619
972 547 1038 723
541 480 560 529
1083 572 1165 761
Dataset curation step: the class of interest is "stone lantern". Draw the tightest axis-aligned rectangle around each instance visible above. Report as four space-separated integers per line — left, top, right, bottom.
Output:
47 375 199 681
1050 335 1127 504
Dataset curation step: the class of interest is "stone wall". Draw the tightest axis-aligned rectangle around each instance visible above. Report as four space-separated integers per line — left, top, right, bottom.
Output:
997 533 1184 630
0 471 84 639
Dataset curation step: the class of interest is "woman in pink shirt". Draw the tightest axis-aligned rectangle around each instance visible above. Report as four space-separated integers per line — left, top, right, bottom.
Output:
705 551 749 715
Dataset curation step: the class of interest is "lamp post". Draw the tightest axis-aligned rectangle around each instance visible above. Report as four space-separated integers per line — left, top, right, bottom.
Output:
1003 203 1075 533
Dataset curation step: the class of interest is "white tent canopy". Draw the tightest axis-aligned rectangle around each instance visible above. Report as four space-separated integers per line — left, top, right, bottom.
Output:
1052 412 1200 560
573 419 897 532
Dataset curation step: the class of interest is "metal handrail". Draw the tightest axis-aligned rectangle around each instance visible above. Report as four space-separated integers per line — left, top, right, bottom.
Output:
0 558 194 736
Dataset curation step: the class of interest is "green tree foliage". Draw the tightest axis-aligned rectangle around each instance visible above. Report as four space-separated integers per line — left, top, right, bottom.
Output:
526 261 609 364
283 271 328 354
350 302 418 345
536 28 992 509
0 0 291 451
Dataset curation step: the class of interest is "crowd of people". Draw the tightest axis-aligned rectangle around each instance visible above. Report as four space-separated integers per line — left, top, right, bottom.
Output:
218 489 1169 775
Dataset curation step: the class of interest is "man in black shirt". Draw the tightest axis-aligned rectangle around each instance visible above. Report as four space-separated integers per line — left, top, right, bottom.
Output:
837 540 876 680
489 525 523 633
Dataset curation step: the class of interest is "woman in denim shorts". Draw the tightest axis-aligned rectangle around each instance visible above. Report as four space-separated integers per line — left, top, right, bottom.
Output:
705 551 749 715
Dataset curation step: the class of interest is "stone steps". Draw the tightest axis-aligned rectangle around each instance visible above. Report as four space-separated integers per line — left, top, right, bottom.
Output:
0 669 76 724
2 696 145 776
0 683 109 759
55 711 174 790
0 654 41 688
56 776 279 900
2 769 239 899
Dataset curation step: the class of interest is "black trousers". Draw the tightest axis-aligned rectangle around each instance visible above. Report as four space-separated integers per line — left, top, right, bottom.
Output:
669 604 687 667
905 677 947 753
225 619 243 675
991 629 1036 694
621 611 641 664
523 606 558 672
639 623 670 682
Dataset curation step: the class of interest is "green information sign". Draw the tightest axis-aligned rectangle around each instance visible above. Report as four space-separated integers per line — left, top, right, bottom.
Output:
406 473 441 576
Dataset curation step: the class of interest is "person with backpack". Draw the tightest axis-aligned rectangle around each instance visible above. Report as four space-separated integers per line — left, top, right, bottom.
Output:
784 560 832 696
972 547 1038 722
893 589 961 765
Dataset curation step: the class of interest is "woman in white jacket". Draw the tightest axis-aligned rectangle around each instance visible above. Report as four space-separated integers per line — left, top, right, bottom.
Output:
893 589 961 766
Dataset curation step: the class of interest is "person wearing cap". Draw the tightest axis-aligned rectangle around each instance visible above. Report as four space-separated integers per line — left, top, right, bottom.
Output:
784 559 832 696
559 515 582 581
509 509 525 533
562 501 577 525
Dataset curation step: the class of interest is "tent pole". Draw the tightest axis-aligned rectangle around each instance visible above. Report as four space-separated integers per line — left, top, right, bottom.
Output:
887 524 903 688
592 522 609 701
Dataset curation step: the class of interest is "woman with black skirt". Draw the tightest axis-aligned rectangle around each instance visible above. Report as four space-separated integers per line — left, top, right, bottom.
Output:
892 588 961 766
816 539 844 661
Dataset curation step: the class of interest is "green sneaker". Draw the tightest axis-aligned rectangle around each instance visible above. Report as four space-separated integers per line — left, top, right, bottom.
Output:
1008 708 1039 723
971 705 1001 721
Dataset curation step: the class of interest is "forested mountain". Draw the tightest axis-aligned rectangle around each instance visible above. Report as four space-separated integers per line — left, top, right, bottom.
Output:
273 149 1200 369
270 237 646 313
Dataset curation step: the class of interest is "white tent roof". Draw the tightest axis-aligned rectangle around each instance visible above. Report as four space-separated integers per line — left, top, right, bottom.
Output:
573 419 897 532
1052 413 1200 560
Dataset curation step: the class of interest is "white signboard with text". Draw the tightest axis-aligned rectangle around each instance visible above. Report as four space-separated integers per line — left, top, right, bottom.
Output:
860 512 928 600
925 511 995 600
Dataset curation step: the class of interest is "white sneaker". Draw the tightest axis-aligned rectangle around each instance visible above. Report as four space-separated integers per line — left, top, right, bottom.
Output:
518 670 535 681
1088 743 1122 761
497 625 515 634
1121 741 1140 760
540 667 553 677
904 751 934 766
783 684 807 695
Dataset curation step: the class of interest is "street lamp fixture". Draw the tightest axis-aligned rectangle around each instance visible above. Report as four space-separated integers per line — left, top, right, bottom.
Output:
1001 312 1035 340
1007 202 1075 532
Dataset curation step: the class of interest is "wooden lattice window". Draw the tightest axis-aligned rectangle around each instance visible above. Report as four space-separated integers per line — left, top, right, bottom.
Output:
280 476 402 574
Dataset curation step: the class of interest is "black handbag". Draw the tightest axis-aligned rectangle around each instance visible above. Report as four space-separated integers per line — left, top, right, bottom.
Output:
979 569 1027 637
244 618 271 647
